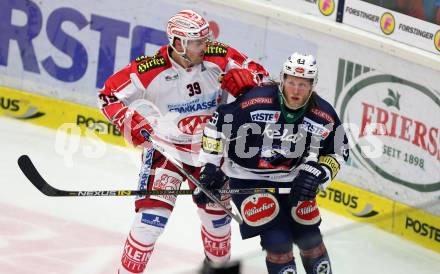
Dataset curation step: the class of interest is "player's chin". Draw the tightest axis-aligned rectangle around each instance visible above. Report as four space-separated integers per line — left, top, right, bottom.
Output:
191 57 204 65
287 98 302 108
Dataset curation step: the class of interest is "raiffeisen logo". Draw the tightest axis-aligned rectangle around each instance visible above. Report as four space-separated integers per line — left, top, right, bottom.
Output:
319 0 335 16
380 12 395 35
335 59 440 192
434 30 440 52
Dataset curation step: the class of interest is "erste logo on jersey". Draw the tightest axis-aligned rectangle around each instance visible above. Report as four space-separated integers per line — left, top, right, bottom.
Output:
291 200 321 225
301 117 330 139
241 194 279 226
168 96 217 113
178 115 211 135
250 110 281 124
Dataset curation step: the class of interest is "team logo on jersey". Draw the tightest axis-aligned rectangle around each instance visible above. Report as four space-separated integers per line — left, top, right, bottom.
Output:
291 200 321 225
258 146 293 170
137 56 166 74
301 117 330 139
241 194 279 226
250 110 281 123
260 145 290 160
178 115 211 135
141 213 168 228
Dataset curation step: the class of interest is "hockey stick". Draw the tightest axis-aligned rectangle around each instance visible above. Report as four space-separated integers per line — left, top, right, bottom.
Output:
139 131 246 224
17 155 290 197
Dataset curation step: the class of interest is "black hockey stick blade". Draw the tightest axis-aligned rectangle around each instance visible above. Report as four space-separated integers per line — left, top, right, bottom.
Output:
18 154 70 196
17 155 194 197
18 155 291 198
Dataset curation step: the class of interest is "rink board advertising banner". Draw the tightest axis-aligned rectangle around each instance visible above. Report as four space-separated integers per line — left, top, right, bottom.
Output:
317 180 394 231
252 0 339 20
0 86 125 146
343 0 440 54
334 58 440 193
318 180 440 252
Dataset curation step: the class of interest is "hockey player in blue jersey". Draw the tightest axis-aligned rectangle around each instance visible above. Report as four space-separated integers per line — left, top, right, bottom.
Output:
195 52 349 274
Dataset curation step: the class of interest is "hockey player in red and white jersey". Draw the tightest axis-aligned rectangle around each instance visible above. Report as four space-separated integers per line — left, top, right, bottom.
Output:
98 10 269 273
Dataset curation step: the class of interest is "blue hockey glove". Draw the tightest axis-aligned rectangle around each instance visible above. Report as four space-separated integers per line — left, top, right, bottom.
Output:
290 161 329 206
194 163 228 205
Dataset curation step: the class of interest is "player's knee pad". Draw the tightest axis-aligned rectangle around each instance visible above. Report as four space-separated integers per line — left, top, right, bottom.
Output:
198 208 231 263
119 207 171 273
294 226 323 251
135 150 184 211
266 250 296 274
299 242 332 274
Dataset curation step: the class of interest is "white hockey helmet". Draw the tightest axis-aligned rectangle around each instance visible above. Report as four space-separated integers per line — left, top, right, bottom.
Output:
167 10 211 54
280 52 318 89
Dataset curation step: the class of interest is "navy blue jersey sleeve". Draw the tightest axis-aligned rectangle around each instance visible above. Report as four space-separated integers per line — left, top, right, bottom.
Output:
199 103 237 166
304 96 349 184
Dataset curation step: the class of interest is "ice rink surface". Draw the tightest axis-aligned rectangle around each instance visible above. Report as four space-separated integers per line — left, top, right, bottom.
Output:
1 117 440 274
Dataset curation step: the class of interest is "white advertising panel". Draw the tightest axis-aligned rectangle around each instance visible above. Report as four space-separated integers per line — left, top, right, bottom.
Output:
344 0 440 55
253 0 339 20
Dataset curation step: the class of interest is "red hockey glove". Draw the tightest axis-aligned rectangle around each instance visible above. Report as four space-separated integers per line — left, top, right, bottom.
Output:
221 68 258 97
102 101 154 147
116 109 154 147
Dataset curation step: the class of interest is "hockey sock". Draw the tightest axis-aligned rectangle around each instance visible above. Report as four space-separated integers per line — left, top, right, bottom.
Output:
300 243 332 274
265 251 296 274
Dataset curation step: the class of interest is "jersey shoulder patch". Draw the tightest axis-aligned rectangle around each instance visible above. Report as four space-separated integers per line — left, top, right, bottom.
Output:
204 41 230 57
135 55 167 74
134 46 170 74
132 46 171 88
236 85 278 110
309 95 339 124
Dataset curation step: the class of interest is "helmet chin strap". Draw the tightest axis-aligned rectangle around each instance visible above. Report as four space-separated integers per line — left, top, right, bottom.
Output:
170 39 194 67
